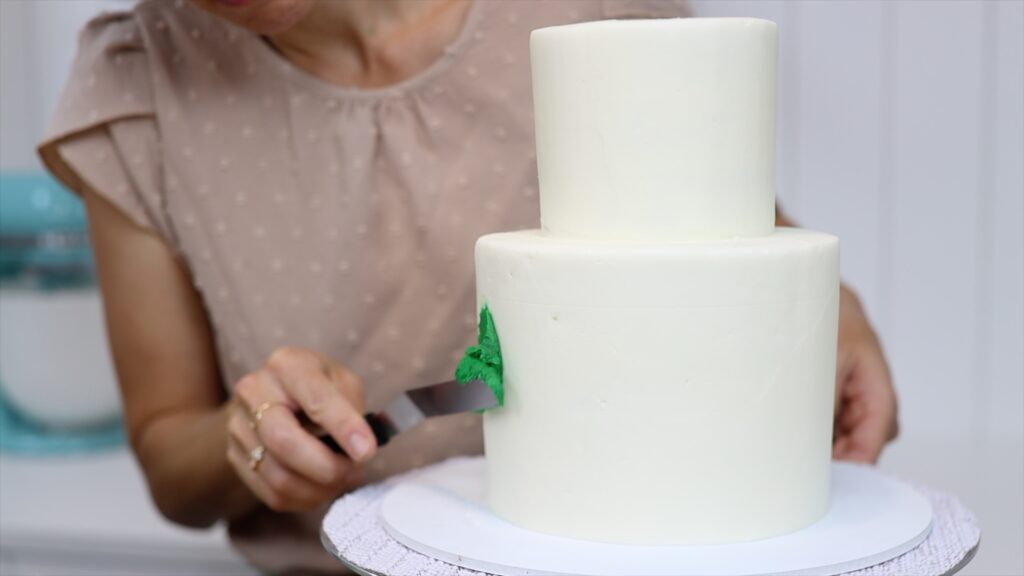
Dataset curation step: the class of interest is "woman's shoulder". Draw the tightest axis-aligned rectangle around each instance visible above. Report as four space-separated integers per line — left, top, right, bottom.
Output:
69 0 247 87
38 1 232 241
74 1 226 62
41 8 154 148
97 0 249 73
47 1 253 137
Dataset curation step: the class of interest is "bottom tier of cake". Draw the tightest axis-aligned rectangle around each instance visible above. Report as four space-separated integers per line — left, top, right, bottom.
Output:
475 228 840 545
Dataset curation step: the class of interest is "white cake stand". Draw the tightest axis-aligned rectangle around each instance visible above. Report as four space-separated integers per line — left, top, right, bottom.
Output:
321 457 980 576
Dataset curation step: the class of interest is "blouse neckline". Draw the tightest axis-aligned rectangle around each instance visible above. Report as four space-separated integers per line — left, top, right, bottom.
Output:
247 0 484 102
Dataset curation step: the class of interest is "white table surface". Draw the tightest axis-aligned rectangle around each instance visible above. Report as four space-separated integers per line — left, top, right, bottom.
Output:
0 448 256 575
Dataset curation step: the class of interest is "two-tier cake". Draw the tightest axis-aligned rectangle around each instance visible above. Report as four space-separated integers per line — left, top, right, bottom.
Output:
467 17 839 545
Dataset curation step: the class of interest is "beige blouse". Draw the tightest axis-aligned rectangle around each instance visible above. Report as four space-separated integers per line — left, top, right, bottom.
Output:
39 0 692 572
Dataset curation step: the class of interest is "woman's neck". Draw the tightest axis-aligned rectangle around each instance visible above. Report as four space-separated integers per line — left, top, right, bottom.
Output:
267 0 472 89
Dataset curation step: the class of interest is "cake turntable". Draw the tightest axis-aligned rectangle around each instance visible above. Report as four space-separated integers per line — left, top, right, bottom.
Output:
322 457 979 576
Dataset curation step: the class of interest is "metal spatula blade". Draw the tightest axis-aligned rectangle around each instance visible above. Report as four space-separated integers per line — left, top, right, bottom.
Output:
314 379 497 455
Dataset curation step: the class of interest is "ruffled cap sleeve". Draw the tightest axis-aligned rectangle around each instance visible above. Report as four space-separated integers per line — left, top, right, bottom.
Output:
38 11 171 240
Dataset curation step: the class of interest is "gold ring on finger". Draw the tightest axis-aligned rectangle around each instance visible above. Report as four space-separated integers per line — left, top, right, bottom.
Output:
248 445 266 471
252 401 286 425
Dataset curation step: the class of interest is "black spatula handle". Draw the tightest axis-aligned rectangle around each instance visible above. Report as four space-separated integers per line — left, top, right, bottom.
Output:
314 413 394 455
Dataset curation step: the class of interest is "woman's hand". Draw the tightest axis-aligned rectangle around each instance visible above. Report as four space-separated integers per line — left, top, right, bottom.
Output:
227 347 377 512
832 286 899 463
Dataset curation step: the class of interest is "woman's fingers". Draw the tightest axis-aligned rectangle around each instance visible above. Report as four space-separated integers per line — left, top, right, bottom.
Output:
833 285 898 465
257 400 353 485
227 404 348 512
226 346 374 511
831 435 851 459
833 346 896 464
226 437 282 509
234 368 354 486
839 393 863 430
233 370 294 417
265 347 377 463
839 415 887 463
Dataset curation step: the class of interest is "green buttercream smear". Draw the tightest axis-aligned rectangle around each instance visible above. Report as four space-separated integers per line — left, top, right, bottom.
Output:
455 305 505 408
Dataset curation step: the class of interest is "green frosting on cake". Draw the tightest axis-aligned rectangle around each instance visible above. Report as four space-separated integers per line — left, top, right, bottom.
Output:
455 305 505 408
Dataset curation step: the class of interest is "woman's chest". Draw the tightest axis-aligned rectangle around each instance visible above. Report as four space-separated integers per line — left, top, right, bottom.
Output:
157 93 540 401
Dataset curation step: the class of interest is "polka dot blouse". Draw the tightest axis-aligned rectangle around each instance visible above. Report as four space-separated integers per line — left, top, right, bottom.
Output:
39 0 691 571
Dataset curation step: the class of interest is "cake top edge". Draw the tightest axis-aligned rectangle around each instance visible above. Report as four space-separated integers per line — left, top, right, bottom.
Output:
477 228 838 252
531 17 777 39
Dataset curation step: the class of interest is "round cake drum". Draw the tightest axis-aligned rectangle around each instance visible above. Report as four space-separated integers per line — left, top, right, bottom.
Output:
379 459 932 576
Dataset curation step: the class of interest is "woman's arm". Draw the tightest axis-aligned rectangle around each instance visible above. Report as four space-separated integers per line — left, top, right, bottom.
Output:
83 185 258 527
85 182 378 525
776 206 899 462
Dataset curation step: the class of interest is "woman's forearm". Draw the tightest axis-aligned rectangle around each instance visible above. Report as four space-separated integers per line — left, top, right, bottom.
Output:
134 403 260 527
81 188 261 527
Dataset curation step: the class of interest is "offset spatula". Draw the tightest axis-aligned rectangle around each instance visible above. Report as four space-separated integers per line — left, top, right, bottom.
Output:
309 379 498 455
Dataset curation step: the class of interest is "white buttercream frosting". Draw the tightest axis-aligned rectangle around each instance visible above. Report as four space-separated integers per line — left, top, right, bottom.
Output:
478 229 839 544
475 17 840 545
531 18 778 241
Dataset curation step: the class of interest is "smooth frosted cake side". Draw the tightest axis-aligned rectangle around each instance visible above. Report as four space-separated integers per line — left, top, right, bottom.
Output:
475 18 840 545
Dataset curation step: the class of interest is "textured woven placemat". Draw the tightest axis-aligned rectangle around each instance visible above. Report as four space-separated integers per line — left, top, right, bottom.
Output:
322 457 980 576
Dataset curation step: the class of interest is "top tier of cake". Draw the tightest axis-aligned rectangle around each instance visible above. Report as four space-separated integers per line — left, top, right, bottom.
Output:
531 18 778 242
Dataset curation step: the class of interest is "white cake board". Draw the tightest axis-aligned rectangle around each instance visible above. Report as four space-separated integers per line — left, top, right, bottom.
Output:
322 457 981 576
377 459 931 576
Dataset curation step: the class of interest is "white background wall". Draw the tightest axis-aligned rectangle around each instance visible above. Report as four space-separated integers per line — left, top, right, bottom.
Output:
692 2 1023 574
1 0 128 170
1 0 1022 574
693 0 1023 445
